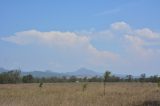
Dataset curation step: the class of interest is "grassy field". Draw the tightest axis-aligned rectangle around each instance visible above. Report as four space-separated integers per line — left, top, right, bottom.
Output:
0 83 160 106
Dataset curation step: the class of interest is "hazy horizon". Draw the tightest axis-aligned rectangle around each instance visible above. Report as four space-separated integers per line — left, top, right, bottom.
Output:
0 0 160 75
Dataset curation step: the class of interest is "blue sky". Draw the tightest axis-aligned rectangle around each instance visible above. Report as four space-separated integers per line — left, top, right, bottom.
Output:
0 0 160 75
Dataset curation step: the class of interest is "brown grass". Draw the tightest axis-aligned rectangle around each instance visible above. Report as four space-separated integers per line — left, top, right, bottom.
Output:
0 82 160 106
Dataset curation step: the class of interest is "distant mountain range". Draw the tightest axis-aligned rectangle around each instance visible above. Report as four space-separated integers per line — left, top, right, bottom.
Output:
0 67 140 78
0 67 102 78
0 67 8 73
65 68 102 77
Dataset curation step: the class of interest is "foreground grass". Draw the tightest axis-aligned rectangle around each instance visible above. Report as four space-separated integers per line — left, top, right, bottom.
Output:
0 83 160 106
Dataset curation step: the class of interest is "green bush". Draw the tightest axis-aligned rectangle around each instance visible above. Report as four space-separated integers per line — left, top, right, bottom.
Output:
39 82 43 88
82 83 88 92
22 74 33 83
158 81 160 88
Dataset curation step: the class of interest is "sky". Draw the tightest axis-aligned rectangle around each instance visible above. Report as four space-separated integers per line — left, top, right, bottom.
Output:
0 0 160 75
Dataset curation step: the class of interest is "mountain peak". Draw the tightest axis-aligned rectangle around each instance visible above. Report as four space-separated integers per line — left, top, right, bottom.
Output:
0 67 8 73
65 68 101 77
76 68 97 73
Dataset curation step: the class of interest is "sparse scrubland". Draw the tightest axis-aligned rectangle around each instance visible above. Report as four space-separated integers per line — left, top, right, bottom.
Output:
0 83 160 106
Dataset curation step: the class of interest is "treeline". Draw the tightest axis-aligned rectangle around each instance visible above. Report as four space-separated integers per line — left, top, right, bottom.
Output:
0 70 159 84
0 70 21 84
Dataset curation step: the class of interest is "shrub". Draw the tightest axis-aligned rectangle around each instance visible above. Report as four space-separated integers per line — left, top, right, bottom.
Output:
22 74 33 83
82 83 88 92
158 81 160 88
39 82 43 88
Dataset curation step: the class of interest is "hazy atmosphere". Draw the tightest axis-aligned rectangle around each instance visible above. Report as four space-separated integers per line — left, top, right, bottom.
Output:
0 0 160 75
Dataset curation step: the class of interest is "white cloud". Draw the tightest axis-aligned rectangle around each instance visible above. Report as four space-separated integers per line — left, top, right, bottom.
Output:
125 35 144 46
111 21 131 32
1 22 160 73
1 29 119 67
82 22 160 69
76 22 160 61
2 30 89 47
125 35 155 58
135 28 160 39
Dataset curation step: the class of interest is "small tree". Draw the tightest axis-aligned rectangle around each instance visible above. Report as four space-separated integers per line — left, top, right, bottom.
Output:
126 75 133 82
140 73 146 83
158 81 160 88
22 74 34 83
39 82 43 88
82 83 88 92
103 71 111 95
158 82 160 88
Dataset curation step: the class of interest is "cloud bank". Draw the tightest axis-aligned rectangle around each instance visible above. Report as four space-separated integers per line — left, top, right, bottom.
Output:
1 21 160 74
1 29 119 69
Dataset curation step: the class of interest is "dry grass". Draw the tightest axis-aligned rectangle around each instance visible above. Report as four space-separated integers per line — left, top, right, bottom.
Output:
0 82 160 106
